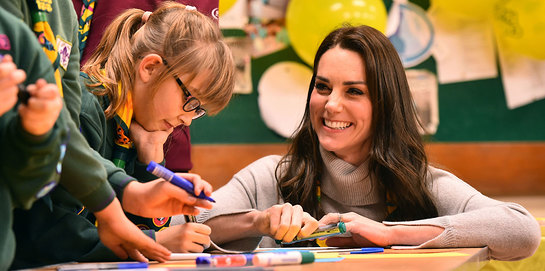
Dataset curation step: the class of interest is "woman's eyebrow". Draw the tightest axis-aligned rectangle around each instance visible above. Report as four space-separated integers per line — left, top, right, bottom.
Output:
316 75 329 82
343 80 367 85
316 76 366 85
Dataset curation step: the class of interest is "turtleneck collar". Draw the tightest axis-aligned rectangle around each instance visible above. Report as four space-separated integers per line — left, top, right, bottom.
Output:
319 145 383 206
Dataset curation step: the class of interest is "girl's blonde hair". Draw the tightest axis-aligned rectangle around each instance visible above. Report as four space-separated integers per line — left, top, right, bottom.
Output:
83 1 235 119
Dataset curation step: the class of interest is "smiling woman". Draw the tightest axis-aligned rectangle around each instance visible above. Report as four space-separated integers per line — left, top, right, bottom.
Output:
196 25 541 262
310 47 372 166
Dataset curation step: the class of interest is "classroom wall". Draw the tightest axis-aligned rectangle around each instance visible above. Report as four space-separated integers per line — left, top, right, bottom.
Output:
189 0 545 194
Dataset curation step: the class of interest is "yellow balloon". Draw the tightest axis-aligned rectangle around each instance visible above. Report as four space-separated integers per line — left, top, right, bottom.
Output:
493 0 545 59
286 0 388 66
219 0 237 16
433 0 498 19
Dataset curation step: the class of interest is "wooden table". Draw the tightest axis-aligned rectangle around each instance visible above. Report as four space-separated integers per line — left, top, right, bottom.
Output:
44 247 489 271
266 247 489 271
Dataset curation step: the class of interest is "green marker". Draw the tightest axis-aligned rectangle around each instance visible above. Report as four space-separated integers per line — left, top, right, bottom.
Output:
277 222 347 245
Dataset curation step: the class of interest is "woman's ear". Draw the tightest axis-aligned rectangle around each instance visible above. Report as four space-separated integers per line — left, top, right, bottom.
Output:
137 54 163 83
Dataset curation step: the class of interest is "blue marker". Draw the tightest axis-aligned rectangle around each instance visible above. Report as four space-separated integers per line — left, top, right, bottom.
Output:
349 247 384 254
147 161 215 202
58 262 148 270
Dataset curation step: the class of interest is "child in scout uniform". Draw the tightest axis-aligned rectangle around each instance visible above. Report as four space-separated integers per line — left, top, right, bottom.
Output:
1 1 218 269
0 7 171 270
78 1 234 256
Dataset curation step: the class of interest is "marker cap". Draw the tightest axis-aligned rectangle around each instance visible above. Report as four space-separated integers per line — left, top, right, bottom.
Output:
300 251 315 264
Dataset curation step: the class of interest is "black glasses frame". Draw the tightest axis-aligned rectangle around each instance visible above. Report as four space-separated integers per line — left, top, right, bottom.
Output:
162 58 206 120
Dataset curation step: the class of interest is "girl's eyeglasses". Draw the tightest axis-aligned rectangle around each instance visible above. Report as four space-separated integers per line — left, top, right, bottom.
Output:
162 58 206 120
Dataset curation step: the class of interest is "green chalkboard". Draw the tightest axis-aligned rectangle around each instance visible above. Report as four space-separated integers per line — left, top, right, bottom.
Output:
190 1 545 144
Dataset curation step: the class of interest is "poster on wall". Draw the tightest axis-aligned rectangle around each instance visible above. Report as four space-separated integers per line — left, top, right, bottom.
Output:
405 69 439 135
225 37 253 94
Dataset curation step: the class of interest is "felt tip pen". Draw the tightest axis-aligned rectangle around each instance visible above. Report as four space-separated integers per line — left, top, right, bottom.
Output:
17 84 30 105
347 247 385 254
58 262 148 270
277 222 346 245
196 254 253 267
147 161 215 202
253 251 315 266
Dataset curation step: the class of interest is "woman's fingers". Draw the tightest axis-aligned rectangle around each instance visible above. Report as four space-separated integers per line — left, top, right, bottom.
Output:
282 205 303 242
273 203 294 240
299 212 320 237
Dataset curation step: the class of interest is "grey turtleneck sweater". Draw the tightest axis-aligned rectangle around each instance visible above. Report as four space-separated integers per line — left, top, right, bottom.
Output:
185 150 541 261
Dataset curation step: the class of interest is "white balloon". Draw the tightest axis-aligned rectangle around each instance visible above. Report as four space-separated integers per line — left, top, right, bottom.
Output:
258 61 313 138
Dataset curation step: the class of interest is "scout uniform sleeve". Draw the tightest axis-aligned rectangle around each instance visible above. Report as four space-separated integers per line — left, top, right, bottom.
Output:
0 7 66 209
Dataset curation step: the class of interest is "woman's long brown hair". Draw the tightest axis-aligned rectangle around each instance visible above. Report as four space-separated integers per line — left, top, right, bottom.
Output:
276 25 438 221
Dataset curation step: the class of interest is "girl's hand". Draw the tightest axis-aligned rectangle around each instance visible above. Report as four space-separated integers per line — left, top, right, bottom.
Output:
130 121 173 164
18 79 63 136
319 212 391 247
122 175 213 218
156 223 211 252
94 198 171 262
0 55 25 116
254 203 319 243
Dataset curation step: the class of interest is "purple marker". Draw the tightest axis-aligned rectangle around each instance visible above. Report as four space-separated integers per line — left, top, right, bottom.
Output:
147 161 215 202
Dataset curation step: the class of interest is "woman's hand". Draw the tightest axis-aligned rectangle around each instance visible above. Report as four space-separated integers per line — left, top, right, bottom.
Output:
0 55 25 116
156 223 211 252
130 121 172 164
319 212 444 247
254 203 319 243
94 198 171 262
319 212 391 247
122 174 213 218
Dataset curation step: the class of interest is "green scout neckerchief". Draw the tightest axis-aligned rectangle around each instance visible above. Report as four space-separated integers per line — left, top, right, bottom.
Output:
77 0 96 53
111 81 134 169
27 0 63 96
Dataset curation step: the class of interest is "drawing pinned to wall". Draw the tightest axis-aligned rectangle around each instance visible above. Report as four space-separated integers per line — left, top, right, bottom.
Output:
428 5 498 84
406 69 439 135
496 36 545 109
386 0 434 68
225 37 253 94
245 0 290 57
493 0 545 60
258 61 312 138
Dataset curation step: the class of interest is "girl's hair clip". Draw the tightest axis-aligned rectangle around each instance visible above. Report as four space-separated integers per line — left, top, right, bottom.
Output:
185 5 197 11
142 11 152 23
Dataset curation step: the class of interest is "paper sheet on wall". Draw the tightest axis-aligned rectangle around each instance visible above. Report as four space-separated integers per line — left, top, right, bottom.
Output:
405 69 439 135
219 0 248 29
496 37 545 109
428 6 497 84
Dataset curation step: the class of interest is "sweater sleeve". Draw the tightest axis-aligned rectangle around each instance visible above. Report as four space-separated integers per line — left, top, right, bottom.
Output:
0 112 66 210
0 9 114 212
193 155 284 251
383 167 541 261
57 108 116 212
58 1 83 127
78 86 136 201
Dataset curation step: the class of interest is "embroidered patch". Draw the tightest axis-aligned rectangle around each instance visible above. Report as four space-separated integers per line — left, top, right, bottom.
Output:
136 224 150 230
0 34 10 50
153 217 170 227
212 8 219 20
36 0 53 12
56 36 72 71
